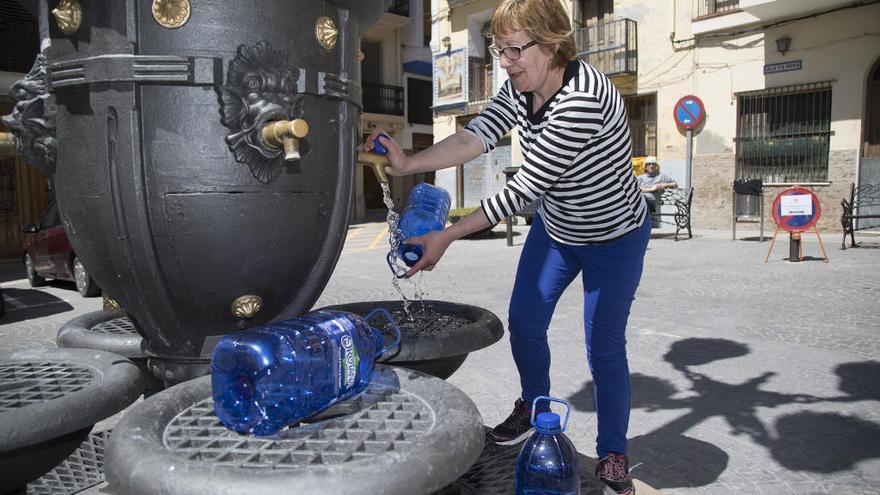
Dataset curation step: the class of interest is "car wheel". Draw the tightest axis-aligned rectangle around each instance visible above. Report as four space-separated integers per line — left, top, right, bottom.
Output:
73 257 101 297
25 253 46 287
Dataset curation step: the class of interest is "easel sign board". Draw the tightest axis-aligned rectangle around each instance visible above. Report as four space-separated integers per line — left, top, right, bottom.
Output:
772 186 821 232
765 186 829 263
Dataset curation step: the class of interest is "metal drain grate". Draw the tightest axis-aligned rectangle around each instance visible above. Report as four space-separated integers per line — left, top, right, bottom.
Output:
91 317 138 336
164 387 435 468
27 430 110 494
0 363 95 412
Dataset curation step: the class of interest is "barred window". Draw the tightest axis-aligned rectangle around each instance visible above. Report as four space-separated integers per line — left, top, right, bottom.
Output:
735 82 832 183
624 94 657 157
695 0 740 19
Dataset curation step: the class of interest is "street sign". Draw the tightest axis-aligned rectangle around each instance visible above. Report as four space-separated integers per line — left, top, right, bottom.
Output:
771 186 822 232
674 95 705 130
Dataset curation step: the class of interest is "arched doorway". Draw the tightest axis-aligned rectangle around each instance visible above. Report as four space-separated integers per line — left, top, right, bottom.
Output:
862 57 880 187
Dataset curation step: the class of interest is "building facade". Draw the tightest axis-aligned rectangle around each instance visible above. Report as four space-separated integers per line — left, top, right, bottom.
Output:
431 0 880 234
357 0 436 221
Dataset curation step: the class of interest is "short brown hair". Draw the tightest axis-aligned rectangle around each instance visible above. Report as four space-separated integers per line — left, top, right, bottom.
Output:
490 0 576 69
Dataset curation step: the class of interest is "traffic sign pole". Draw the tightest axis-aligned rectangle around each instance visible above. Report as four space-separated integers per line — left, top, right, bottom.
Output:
674 95 705 190
685 129 693 189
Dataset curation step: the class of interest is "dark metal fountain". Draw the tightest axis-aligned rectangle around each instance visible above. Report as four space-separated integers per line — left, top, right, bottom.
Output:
0 1 507 493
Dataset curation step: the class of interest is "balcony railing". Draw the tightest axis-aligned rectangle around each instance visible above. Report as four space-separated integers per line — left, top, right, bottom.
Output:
387 0 409 17
468 57 494 105
574 18 637 77
362 81 404 116
695 0 740 18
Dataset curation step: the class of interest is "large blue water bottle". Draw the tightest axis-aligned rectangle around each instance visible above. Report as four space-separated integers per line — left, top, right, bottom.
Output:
386 182 451 277
515 396 581 495
211 308 401 436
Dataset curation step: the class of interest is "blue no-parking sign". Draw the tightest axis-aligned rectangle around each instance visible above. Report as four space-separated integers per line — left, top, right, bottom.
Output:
674 95 705 130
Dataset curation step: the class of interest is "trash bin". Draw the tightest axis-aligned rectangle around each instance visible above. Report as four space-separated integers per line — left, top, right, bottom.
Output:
732 179 764 241
734 179 762 218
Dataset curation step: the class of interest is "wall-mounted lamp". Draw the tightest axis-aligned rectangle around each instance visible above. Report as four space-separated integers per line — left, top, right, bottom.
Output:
775 36 791 56
441 36 451 51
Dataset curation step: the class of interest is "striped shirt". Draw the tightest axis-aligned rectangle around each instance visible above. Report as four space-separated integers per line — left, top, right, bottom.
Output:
465 60 647 244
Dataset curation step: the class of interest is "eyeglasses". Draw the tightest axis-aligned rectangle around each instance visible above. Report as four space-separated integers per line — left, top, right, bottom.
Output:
488 40 538 60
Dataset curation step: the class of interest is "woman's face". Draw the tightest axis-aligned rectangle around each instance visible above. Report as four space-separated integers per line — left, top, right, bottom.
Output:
493 30 557 94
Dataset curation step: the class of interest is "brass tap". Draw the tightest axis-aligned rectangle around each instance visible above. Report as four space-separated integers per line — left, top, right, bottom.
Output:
357 150 390 184
261 119 309 161
0 132 17 159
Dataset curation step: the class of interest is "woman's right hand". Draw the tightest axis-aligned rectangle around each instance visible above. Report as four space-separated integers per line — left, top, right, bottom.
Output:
363 128 416 177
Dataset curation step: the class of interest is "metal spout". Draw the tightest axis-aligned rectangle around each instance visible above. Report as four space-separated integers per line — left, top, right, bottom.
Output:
261 119 309 161
357 151 390 184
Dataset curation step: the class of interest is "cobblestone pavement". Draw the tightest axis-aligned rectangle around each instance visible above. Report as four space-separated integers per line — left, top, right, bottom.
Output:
2 223 879 494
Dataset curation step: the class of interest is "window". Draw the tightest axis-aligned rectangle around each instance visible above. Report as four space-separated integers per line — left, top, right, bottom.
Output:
407 78 433 125
360 41 382 84
0 0 39 74
577 0 613 26
695 0 740 18
735 82 833 183
624 94 657 157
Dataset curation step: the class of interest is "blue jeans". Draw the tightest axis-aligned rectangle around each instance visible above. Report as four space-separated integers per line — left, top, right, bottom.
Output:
508 214 650 457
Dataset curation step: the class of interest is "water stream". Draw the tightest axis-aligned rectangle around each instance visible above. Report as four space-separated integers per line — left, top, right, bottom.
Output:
381 183 426 321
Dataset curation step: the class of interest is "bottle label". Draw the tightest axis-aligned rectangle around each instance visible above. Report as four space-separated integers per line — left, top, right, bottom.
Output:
339 334 360 391
318 314 362 397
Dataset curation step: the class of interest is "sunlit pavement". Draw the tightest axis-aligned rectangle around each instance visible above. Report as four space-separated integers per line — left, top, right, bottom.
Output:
2 223 880 494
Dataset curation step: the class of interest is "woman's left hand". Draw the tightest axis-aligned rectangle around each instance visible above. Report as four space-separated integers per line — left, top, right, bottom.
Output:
403 230 454 277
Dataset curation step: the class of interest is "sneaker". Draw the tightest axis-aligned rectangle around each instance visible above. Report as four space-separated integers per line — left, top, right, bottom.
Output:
596 452 635 495
487 398 534 445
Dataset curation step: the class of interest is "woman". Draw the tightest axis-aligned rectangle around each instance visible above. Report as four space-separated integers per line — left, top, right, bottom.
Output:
364 0 648 492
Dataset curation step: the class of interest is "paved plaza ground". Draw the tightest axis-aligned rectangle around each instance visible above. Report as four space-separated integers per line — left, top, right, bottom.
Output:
2 221 879 494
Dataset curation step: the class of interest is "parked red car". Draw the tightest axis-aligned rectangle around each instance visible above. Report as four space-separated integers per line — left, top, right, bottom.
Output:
21 201 101 297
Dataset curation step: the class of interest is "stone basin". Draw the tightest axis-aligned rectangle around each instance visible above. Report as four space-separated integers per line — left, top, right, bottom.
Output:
319 300 504 379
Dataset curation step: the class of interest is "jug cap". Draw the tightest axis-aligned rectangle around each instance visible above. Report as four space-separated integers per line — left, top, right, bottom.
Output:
534 411 561 433
530 396 571 432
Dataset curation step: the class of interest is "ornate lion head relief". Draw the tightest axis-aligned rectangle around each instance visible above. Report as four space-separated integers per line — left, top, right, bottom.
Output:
217 42 306 184
2 54 57 176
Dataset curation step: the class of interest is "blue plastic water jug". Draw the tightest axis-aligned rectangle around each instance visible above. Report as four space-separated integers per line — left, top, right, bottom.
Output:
211 308 401 436
386 182 451 277
515 396 581 495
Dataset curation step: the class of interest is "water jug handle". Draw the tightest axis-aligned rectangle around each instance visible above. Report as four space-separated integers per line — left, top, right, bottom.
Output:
365 307 402 358
386 252 409 279
530 396 572 432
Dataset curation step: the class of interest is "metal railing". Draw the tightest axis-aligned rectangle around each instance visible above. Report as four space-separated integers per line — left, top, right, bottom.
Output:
468 57 494 105
362 81 405 116
574 18 637 77
387 0 409 17
695 0 740 18
734 82 833 183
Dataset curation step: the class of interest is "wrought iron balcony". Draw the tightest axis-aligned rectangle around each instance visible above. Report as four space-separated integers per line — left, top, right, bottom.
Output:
362 81 405 116
387 0 409 17
468 57 494 106
574 18 637 77
696 0 740 18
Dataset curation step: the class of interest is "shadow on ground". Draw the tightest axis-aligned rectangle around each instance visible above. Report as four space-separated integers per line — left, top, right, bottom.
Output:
0 287 75 324
568 338 880 489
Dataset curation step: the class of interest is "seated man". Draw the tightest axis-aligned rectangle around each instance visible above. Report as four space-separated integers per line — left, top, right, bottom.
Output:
637 156 678 220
